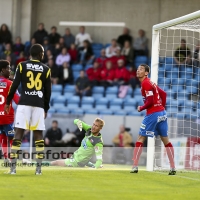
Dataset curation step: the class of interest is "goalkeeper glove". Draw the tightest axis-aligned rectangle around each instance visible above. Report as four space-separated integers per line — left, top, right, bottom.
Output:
76 119 83 131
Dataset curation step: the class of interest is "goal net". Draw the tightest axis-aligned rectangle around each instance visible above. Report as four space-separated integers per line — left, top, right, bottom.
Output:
148 11 200 171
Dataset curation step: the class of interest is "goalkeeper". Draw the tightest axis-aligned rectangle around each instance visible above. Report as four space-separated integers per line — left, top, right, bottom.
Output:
51 118 105 168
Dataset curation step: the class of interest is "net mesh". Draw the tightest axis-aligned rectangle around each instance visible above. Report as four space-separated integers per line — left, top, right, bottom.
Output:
154 17 200 171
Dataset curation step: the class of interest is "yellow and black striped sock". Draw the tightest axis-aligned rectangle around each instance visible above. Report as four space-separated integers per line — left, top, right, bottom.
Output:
10 138 22 168
35 140 45 168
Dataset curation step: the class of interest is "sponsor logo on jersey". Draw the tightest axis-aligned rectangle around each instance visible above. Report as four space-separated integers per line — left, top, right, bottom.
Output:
0 111 5 115
82 138 88 149
25 90 43 98
157 115 167 123
140 123 146 129
145 90 153 97
146 131 154 137
0 82 7 88
90 139 94 143
26 64 43 72
8 130 15 135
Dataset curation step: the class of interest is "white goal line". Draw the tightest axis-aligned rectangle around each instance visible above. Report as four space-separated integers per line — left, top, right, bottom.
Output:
59 21 126 27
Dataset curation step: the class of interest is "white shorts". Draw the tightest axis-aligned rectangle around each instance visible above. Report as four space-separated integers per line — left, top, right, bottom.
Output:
15 105 45 131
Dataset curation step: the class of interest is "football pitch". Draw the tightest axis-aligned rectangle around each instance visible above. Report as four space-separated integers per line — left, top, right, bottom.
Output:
0 164 200 200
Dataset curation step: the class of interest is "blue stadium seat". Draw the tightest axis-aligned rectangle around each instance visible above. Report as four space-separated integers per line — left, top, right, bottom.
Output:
95 104 107 110
185 113 197 120
113 110 127 116
105 86 118 94
53 95 67 105
48 107 56 114
186 86 198 94
127 87 133 96
128 112 141 116
124 94 132 101
171 85 184 92
110 98 124 106
52 84 62 93
63 93 74 101
52 102 65 109
133 88 141 96
166 71 178 78
66 103 79 109
85 110 99 115
164 64 173 71
85 64 92 70
165 57 174 64
124 105 137 112
104 43 111 48
92 86 104 94
56 108 70 114
158 70 165 78
124 98 137 107
93 50 101 58
105 94 117 100
99 110 113 115
176 113 185 119
92 93 104 100
96 98 109 106
68 96 80 104
73 71 80 81
64 85 75 93
81 104 93 110
109 105 122 111
134 95 143 104
185 101 196 108
92 43 104 50
24 41 31 48
71 109 84 115
72 64 83 71
135 56 148 64
50 92 62 104
81 96 95 105
181 107 192 113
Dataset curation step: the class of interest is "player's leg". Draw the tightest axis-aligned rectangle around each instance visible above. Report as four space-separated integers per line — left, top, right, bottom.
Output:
0 132 9 165
31 107 45 175
51 160 66 166
51 158 79 167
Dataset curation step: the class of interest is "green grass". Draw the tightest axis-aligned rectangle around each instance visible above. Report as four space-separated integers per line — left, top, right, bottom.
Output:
0 163 200 200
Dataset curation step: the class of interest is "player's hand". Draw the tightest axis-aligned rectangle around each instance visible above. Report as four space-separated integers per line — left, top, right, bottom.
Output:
77 119 82 131
137 106 141 112
4 104 10 114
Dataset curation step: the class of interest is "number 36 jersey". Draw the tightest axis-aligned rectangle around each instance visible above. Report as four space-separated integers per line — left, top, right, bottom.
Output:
6 60 51 112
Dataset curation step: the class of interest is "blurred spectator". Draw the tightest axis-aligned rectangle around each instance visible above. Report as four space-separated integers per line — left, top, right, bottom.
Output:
48 26 60 46
112 125 133 164
194 42 200 67
6 55 15 71
16 52 26 66
95 49 107 68
58 62 73 86
117 27 132 48
75 26 92 49
43 37 52 52
79 40 94 65
75 70 91 98
174 39 191 65
68 43 78 64
133 29 148 57
100 61 115 88
47 59 59 84
44 120 63 147
121 40 134 64
63 28 75 49
1 43 16 64
24 37 36 58
54 37 66 56
129 65 139 90
86 62 101 87
56 47 71 66
110 49 126 68
0 24 12 44
43 49 54 64
13 36 24 57
114 59 129 85
105 39 120 58
32 23 48 44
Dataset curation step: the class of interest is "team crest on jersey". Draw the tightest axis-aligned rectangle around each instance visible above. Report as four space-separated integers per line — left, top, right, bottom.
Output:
26 64 43 72
0 82 7 88
90 139 94 143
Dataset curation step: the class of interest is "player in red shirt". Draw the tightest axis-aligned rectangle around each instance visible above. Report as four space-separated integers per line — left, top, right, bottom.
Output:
86 62 101 86
0 60 19 166
130 64 176 175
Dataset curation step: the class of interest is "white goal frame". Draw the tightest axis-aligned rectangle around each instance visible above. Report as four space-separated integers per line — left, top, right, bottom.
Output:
147 10 200 171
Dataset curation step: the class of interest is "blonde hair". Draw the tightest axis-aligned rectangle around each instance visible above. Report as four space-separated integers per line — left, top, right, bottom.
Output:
95 118 105 128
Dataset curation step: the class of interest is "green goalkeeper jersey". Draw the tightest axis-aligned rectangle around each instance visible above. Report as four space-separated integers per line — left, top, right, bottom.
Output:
73 119 103 168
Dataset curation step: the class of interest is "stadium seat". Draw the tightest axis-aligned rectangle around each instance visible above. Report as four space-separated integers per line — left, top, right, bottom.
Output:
92 86 104 94
134 95 143 104
48 107 56 114
80 104 93 110
171 85 184 93
185 113 197 120
96 98 109 106
56 108 70 114
64 85 75 93
104 43 111 48
135 56 148 64
53 95 67 105
124 98 137 107
105 94 117 100
158 70 165 78
124 105 137 112
166 71 178 78
71 109 84 115
52 84 62 93
50 92 62 104
109 105 122 111
24 41 31 48
81 96 95 105
127 87 133 96
99 110 113 115
186 86 198 94
113 110 127 116
176 113 185 119
95 104 107 110
110 98 124 106
63 93 74 101
105 86 118 94
128 111 141 116
84 110 99 115
92 93 104 100
52 102 65 109
165 57 174 64
133 88 141 96
71 64 83 71
73 71 80 81
181 107 192 113
66 103 79 109
85 64 92 70
92 43 104 50
93 50 101 58
68 96 80 104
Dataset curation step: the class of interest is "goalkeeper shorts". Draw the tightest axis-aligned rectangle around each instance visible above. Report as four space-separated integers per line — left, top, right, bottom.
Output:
64 158 79 167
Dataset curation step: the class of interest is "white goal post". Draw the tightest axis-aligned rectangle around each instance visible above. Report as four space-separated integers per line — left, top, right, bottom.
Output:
147 10 200 171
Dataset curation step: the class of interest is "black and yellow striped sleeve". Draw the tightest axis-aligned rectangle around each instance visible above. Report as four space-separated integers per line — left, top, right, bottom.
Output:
6 64 22 105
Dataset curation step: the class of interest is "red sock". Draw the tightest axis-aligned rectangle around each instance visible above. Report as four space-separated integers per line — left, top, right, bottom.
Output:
165 142 175 168
9 138 13 147
0 134 8 159
132 142 143 166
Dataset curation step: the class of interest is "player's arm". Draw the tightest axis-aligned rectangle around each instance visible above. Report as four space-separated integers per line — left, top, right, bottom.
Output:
6 64 22 106
94 143 103 168
74 119 91 131
139 83 154 112
157 86 167 108
13 90 20 104
44 68 51 113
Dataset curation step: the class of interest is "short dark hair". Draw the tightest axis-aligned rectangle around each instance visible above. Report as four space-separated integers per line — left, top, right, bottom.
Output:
52 120 58 124
140 64 150 73
0 60 10 72
51 26 57 30
30 44 44 58
181 39 186 43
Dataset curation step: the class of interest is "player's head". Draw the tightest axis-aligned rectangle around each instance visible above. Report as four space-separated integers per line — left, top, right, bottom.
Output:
0 60 11 78
137 64 150 79
91 118 105 134
30 44 44 61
